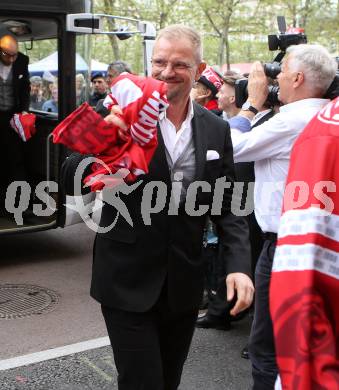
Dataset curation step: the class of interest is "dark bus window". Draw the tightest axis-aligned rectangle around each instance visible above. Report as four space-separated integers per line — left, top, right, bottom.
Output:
19 34 59 115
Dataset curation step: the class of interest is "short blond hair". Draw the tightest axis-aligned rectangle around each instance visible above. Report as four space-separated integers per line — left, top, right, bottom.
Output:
155 24 203 63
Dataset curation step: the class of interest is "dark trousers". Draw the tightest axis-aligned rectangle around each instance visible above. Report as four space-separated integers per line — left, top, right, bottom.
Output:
0 112 27 208
201 244 231 318
248 239 278 389
101 291 199 390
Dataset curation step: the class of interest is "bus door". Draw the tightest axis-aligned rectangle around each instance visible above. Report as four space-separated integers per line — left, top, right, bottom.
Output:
0 11 155 236
61 14 156 229
0 15 64 236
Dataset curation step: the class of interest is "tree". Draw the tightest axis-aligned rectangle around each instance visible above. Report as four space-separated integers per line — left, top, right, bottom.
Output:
197 0 242 67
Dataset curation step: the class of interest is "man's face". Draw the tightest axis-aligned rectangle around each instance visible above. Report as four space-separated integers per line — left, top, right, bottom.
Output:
190 81 210 105
106 69 119 87
152 37 204 104
31 83 41 96
51 87 58 102
277 55 298 104
92 77 107 94
0 47 18 66
217 83 235 112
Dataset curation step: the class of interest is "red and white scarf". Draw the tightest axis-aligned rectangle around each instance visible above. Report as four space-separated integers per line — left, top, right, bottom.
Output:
10 113 36 142
52 73 168 191
270 97 339 389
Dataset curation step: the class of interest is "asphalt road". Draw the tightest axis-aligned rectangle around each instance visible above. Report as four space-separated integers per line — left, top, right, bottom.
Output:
0 223 252 390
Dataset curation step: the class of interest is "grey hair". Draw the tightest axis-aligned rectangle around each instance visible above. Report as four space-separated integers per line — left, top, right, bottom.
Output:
30 75 42 85
286 44 337 95
108 60 132 74
155 24 203 63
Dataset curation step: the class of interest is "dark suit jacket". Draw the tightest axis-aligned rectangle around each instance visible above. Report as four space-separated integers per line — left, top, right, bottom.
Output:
12 52 30 112
62 102 251 313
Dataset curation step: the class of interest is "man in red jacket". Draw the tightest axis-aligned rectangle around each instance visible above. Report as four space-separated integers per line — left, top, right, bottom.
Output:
270 96 339 390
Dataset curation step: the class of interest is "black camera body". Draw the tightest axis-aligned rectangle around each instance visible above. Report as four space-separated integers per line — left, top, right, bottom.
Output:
235 16 307 108
268 28 307 52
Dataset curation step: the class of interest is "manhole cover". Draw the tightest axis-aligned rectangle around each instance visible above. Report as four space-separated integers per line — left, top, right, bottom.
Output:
0 284 59 319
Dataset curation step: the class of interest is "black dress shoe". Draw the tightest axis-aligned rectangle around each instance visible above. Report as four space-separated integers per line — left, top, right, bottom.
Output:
199 292 209 310
196 313 231 331
241 344 249 359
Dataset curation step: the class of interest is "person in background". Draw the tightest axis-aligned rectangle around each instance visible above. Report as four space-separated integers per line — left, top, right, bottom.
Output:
88 71 108 107
190 66 223 116
196 70 258 332
229 44 337 389
0 34 30 216
270 96 339 390
96 61 133 118
42 70 56 100
217 71 243 120
190 65 223 315
75 73 86 107
29 75 45 110
106 60 132 86
42 83 58 113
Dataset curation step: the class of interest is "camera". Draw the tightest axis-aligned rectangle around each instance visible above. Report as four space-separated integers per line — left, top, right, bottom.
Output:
235 16 307 108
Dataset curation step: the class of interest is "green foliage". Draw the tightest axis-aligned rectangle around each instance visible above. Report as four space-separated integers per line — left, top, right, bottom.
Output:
93 0 338 70
24 0 339 71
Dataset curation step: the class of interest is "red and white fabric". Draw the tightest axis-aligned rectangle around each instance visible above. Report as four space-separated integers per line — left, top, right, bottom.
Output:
52 73 168 191
10 113 37 142
198 67 223 96
270 97 339 389
103 72 168 146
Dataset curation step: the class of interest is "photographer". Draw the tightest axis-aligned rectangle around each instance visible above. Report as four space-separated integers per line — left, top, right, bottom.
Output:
229 44 337 389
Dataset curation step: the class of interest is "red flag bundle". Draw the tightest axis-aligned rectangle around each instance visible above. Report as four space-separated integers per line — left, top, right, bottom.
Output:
52 73 168 191
103 72 168 145
10 113 37 142
52 102 119 155
270 97 339 389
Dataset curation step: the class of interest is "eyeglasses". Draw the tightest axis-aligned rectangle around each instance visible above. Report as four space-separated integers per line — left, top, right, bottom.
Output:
151 59 195 72
0 50 18 59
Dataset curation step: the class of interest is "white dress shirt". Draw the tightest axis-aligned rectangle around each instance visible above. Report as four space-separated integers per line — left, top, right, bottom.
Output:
231 98 329 233
0 62 12 81
159 99 194 163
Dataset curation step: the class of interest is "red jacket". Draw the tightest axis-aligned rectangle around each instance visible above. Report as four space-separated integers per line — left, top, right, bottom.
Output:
270 97 339 389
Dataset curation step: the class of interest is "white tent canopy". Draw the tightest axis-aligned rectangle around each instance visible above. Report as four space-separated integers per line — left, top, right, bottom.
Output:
28 51 108 75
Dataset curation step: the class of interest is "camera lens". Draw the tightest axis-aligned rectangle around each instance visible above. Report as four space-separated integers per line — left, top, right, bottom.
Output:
264 62 281 79
267 85 280 106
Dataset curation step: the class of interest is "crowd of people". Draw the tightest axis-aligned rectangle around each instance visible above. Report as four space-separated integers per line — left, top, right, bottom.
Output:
28 59 133 114
1 22 338 390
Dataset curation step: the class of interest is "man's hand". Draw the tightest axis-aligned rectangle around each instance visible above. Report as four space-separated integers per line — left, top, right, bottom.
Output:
104 105 129 141
226 273 254 316
247 61 269 110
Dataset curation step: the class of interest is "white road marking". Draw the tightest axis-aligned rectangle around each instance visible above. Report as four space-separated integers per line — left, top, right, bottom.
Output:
0 336 111 371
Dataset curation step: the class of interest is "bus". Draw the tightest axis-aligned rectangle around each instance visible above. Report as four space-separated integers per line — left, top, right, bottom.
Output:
0 0 156 235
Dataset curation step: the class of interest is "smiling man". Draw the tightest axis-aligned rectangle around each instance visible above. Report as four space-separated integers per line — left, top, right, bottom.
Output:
62 24 253 390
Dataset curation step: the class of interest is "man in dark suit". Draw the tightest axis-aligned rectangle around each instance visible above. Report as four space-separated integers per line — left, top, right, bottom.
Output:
0 34 30 213
62 25 254 390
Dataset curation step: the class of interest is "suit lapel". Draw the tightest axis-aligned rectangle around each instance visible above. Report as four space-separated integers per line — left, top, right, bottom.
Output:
192 104 208 181
149 104 208 182
148 125 171 183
